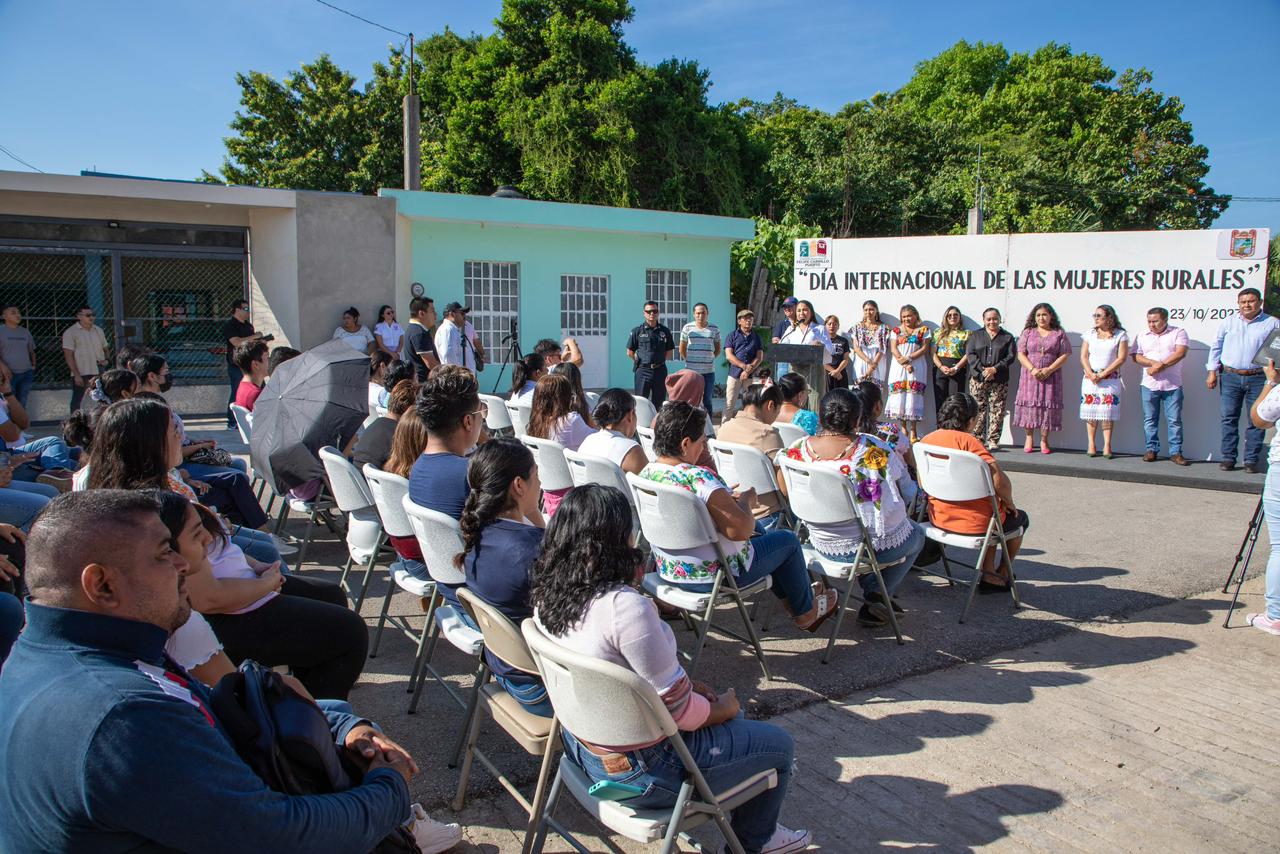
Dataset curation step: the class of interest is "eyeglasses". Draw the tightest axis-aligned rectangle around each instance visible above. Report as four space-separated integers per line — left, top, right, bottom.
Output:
644 309 659 315
1092 313 1105 319
79 313 95 318
469 403 489 419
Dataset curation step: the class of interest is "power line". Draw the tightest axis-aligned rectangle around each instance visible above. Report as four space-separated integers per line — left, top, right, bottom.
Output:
0 143 44 173
310 0 408 37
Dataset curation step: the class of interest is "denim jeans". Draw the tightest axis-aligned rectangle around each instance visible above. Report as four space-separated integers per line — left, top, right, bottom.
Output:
494 672 553 717
559 712 795 853
231 526 290 574
0 481 58 530
684 524 813 616
1262 466 1280 620
9 370 33 410
10 436 79 479
1220 371 1266 465
700 372 715 414
185 464 268 529
1141 386 1184 456
817 521 925 599
227 364 243 428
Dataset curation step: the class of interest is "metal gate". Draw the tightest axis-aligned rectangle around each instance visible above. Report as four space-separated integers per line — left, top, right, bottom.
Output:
0 217 247 386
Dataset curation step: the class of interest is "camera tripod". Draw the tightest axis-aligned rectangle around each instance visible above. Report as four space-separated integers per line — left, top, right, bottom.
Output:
490 319 523 395
1221 495 1264 628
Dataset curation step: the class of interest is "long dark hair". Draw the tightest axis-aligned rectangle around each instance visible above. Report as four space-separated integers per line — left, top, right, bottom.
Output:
527 374 574 440
1094 304 1123 332
454 438 536 569
86 398 174 490
63 369 139 451
530 484 645 635
550 362 595 428
1025 302 1062 330
853 381 882 435
510 353 545 397
652 400 706 458
148 488 192 545
818 387 861 436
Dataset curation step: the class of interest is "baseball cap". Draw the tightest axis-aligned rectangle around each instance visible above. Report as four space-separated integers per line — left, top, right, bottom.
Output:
781 296 799 307
443 301 470 314
736 309 755 319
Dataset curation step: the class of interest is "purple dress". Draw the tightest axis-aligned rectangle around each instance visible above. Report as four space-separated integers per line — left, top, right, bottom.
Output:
1014 328 1071 431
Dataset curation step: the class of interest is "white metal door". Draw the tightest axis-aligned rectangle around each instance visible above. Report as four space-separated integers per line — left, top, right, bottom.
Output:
560 274 609 388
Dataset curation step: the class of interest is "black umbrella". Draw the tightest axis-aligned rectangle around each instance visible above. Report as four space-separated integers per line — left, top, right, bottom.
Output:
250 338 369 494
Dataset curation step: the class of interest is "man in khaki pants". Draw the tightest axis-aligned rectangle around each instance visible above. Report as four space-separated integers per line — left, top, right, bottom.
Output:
723 309 764 422
61 305 109 413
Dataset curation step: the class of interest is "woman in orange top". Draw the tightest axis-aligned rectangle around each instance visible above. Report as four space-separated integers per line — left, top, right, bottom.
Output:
919 393 1029 592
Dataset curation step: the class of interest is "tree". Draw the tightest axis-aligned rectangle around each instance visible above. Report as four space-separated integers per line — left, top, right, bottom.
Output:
728 211 821 306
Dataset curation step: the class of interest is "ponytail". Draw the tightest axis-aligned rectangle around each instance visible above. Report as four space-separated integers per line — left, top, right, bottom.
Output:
453 438 536 569
510 353 545 397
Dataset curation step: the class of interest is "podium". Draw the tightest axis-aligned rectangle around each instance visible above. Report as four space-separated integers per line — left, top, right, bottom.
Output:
767 343 826 410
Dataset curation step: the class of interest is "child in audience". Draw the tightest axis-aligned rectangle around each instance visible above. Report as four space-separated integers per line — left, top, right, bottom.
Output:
526 374 591 515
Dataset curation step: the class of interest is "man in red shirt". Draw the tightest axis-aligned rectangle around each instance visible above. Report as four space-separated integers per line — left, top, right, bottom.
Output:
233 341 269 412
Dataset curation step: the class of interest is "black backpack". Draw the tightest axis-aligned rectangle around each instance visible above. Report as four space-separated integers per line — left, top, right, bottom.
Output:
209 661 417 853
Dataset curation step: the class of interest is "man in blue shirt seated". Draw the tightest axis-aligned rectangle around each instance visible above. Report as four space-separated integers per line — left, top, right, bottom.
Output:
0 491 415 853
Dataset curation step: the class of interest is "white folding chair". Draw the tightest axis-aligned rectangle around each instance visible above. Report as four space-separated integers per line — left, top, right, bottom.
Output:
319 446 383 611
480 393 515 436
632 395 658 428
707 439 791 529
230 403 271 509
519 436 574 510
912 442 1023 622
774 421 808 448
271 487 338 569
401 497 486 767
777 455 906 658
626 473 773 680
522 618 775 854
362 465 436 659
563 449 640 537
583 390 600 411
507 401 532 437
454 590 560 854
635 426 656 461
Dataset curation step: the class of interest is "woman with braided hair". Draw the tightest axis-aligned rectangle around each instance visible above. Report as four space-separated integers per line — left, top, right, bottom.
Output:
453 438 549 716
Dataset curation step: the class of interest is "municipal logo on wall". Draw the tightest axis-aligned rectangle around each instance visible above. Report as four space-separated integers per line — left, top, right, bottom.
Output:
1217 227 1268 260
795 238 832 270
1230 229 1257 258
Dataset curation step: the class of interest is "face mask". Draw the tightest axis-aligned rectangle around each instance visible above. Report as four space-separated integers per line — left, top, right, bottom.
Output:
158 376 173 393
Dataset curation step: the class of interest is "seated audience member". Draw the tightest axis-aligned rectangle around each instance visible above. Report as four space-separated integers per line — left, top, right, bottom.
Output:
654 369 718 472
549 361 596 428
380 408 432 583
233 340 270 411
267 346 301 378
509 352 545 403
579 388 647 475
855 380 911 466
527 374 592 515
368 350 394 414
716 382 788 525
0 490 415 853
640 401 836 631
378 359 414 411
920 393 1029 592
531 484 813 854
0 372 78 489
777 371 818 436
352 379 415 472
785 388 925 625
114 342 152 371
0 522 26 666
455 439 549 716
409 366 483 520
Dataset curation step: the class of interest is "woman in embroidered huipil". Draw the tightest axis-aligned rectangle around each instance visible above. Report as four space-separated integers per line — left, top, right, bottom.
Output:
885 304 930 441
1014 302 1072 454
1079 304 1129 459
638 400 837 632
848 299 890 388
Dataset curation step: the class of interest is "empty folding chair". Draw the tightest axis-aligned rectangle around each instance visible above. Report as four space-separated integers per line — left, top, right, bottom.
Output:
518 436 574 513
362 465 435 659
777 455 906 658
774 421 808 448
318 446 385 611
707 439 791 529
480 393 515 436
507 401 532 437
636 425 656 461
229 403 271 510
626 473 772 680
632 395 658 430
401 497 486 766
912 442 1024 622
522 618 777 854
454 589 561 854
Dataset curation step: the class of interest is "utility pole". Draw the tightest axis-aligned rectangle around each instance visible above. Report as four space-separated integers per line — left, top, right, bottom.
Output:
967 143 984 235
402 32 421 191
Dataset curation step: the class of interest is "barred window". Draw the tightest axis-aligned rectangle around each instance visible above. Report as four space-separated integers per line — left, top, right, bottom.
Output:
644 269 690 328
560 275 609 336
463 260 520 355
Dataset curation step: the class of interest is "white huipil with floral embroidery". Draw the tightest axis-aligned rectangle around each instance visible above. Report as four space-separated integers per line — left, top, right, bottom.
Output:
638 462 754 585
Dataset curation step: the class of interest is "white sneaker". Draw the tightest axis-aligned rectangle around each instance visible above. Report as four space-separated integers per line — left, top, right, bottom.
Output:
404 802 463 853
269 533 299 557
760 823 812 854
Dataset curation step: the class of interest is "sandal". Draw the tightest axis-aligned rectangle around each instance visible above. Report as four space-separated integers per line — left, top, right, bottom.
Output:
798 588 839 633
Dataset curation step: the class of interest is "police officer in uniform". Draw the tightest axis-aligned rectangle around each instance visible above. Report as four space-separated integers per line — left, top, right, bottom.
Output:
627 300 676 406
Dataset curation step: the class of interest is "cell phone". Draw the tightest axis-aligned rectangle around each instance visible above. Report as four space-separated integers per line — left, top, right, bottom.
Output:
261 334 275 343
587 779 646 801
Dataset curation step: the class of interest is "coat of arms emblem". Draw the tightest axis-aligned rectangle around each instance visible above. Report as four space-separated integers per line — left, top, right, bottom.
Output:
1230 229 1257 258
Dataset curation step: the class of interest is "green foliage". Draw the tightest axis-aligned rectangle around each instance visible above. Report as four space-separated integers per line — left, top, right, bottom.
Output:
1267 234 1280 319
728 211 821 306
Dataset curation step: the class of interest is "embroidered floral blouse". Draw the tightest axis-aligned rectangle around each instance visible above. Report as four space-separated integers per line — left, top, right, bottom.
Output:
874 420 911 463
638 462 754 585
785 434 915 555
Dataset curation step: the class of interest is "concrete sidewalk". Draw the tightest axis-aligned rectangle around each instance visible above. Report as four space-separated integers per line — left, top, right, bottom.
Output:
450 577 1277 852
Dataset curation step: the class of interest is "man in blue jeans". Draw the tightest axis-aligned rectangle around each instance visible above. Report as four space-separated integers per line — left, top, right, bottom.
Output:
1132 307 1190 466
1207 289 1279 473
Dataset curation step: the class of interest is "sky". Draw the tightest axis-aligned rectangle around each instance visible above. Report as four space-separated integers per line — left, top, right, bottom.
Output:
1 0 1277 232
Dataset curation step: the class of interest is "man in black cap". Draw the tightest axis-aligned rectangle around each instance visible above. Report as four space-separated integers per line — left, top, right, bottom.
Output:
434 302 476 372
626 300 675 406
771 296 799 343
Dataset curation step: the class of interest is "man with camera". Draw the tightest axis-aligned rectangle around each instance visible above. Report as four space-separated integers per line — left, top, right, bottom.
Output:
222 300 267 429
